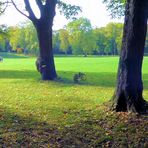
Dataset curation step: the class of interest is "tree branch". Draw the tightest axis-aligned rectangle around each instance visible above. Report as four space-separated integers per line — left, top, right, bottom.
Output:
23 0 37 21
11 0 30 19
35 0 43 17
0 0 9 15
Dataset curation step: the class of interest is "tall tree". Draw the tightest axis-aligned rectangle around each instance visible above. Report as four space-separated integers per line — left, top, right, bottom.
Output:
105 23 123 55
0 25 9 51
11 0 81 80
59 29 69 54
112 0 148 113
67 17 93 55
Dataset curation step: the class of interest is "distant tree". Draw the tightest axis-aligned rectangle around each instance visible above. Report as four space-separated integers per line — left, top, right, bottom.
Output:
93 27 107 55
24 23 39 55
105 23 123 55
59 29 70 54
11 0 81 80
93 23 123 55
8 22 40 54
67 17 93 55
0 25 8 51
5 38 12 52
80 31 96 56
53 31 61 54
112 0 148 113
8 26 25 50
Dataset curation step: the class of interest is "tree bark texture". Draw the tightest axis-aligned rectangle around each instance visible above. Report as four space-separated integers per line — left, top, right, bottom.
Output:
112 0 148 113
32 0 57 80
35 20 57 80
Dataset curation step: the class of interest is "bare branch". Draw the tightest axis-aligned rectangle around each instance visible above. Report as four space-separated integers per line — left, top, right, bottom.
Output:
0 0 9 15
11 0 30 19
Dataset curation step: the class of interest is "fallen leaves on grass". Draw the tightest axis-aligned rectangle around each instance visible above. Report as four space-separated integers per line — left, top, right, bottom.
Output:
0 104 148 147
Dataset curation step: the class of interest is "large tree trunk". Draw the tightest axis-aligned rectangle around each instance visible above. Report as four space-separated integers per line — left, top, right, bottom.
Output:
112 0 148 113
35 21 57 80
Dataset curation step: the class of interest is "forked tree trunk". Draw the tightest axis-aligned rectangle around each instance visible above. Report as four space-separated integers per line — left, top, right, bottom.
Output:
35 21 57 80
112 0 148 113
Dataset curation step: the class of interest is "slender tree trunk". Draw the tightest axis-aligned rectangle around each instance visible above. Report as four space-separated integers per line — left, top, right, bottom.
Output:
112 0 148 113
35 21 57 80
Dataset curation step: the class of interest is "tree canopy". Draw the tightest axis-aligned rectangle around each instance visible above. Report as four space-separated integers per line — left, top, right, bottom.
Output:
103 0 126 18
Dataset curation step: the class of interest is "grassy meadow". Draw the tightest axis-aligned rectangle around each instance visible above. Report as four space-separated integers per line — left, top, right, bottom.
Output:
0 53 148 147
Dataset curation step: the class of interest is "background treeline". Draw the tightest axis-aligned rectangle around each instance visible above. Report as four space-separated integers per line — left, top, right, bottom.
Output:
0 17 148 56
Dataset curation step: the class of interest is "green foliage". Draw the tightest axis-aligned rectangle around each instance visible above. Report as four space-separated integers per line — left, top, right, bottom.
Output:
24 23 39 55
8 26 25 50
67 17 94 55
57 1 82 20
0 25 8 51
103 0 126 18
53 31 61 53
105 23 123 54
1 19 148 56
93 23 123 55
8 22 39 54
93 27 107 54
59 29 70 54
80 31 96 56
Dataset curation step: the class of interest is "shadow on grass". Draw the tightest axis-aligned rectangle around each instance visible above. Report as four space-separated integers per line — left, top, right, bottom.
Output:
0 70 116 87
0 70 39 80
0 70 148 89
0 52 28 59
58 71 117 88
0 105 147 147
0 107 60 147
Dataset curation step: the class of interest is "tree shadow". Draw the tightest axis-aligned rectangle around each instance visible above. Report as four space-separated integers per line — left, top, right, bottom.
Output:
0 70 148 89
0 70 39 80
0 52 28 59
58 71 117 88
0 70 116 88
0 106 60 147
0 105 147 147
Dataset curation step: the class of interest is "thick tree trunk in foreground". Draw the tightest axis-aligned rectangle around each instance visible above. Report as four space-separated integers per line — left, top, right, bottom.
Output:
35 21 57 80
112 0 148 113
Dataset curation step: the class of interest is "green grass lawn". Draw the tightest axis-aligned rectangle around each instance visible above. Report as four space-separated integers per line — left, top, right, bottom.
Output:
0 53 148 147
